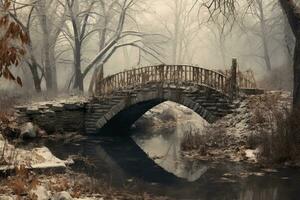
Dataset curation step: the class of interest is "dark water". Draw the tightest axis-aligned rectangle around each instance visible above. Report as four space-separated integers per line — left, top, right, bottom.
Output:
45 128 300 200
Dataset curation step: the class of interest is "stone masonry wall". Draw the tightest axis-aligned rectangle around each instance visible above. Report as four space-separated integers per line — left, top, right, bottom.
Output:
15 98 88 134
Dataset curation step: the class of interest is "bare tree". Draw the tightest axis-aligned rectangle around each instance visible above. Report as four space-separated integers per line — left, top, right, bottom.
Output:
205 19 231 67
81 0 165 92
2 0 67 92
58 0 97 91
35 0 67 92
279 1 300 108
195 0 300 109
160 0 199 64
7 0 44 92
238 0 281 71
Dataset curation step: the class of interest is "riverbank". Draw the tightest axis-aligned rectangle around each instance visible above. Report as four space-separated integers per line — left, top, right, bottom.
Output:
180 91 300 167
136 91 300 168
0 167 172 200
1 90 300 199
0 93 172 200
0 133 173 200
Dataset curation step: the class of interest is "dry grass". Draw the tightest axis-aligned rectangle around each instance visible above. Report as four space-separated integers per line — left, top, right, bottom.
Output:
181 129 207 154
7 165 39 198
180 124 227 154
0 139 9 165
247 93 299 164
256 109 299 164
1 169 173 200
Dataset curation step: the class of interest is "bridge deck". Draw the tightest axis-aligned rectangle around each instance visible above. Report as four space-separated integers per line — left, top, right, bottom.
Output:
95 65 256 97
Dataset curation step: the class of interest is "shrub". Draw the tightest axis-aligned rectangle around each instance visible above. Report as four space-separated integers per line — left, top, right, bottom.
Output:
258 109 299 163
249 95 299 164
160 108 176 122
180 127 207 155
8 165 39 197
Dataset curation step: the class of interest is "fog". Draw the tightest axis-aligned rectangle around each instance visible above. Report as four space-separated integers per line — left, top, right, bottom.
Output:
0 0 294 92
1 2 300 199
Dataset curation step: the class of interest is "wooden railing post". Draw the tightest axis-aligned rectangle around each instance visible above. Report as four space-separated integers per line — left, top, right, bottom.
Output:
230 58 238 99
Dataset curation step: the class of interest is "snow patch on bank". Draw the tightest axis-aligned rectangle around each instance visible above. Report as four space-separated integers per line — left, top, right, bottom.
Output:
0 138 70 171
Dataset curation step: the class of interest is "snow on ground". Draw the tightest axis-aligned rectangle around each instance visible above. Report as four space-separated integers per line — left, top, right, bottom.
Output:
142 101 208 134
140 91 292 163
0 137 70 171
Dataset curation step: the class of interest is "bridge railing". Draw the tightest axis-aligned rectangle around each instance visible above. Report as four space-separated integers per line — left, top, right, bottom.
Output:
223 70 257 89
96 65 228 96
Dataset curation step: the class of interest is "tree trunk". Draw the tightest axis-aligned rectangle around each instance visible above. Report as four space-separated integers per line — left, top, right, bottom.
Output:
258 0 272 71
95 63 104 93
38 1 53 91
70 1 84 92
262 37 272 71
293 37 300 108
50 47 58 91
88 63 104 94
88 10 107 94
278 0 300 110
88 67 98 93
73 45 84 91
28 62 42 93
284 17 295 66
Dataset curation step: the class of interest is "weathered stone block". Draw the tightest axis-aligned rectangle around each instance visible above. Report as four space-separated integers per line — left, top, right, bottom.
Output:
52 104 64 112
96 118 107 129
63 103 79 110
26 107 40 115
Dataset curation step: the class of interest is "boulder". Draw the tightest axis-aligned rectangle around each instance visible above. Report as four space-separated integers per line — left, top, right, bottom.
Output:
29 186 51 200
53 191 73 200
0 195 14 200
20 122 37 139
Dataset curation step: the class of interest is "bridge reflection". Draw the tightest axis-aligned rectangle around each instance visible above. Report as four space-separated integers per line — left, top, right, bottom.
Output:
46 135 186 185
45 133 300 200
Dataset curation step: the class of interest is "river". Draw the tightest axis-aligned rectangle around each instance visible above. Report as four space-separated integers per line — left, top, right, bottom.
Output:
43 120 300 200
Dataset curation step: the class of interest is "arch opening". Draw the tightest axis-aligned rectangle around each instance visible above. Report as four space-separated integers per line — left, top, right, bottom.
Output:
87 85 233 135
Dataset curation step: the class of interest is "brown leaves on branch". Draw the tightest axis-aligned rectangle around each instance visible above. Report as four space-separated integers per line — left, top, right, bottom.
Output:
0 0 28 87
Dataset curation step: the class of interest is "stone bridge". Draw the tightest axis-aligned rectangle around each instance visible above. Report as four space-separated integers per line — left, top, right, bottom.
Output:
16 60 259 135
85 60 257 134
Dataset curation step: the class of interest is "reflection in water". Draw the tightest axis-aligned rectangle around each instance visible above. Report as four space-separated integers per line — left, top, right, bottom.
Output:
132 126 208 182
44 102 300 200
46 134 300 200
240 187 278 200
132 103 209 181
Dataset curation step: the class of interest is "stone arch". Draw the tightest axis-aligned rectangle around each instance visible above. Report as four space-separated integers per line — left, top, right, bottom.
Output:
92 86 231 134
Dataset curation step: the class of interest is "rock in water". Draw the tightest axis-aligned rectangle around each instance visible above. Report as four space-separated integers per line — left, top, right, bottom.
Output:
20 122 37 139
53 191 73 200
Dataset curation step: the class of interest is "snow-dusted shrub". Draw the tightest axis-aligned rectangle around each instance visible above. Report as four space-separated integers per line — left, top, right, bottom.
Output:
243 91 300 164
254 107 299 164
180 125 227 155
160 108 176 122
180 128 206 154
